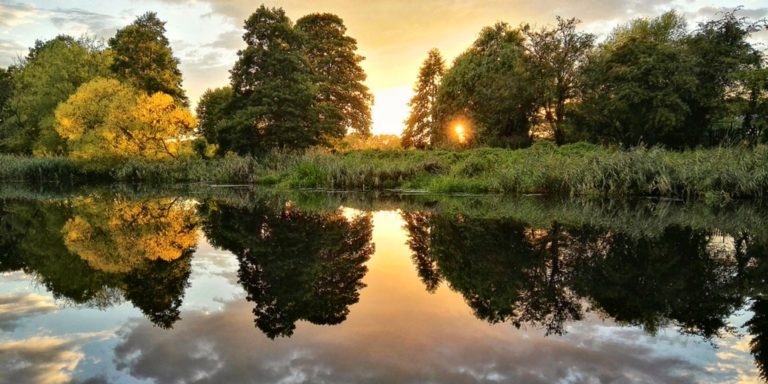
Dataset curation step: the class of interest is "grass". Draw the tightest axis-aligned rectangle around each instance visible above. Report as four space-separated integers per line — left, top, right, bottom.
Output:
3 142 768 200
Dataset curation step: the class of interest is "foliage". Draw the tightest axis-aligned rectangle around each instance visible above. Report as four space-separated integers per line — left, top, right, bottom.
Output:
402 49 445 148
574 11 699 148
335 133 401 151
196 86 233 148
109 12 187 103
6 143 768 201
0 36 112 154
296 13 373 136
55 78 197 160
523 17 595 145
436 23 538 148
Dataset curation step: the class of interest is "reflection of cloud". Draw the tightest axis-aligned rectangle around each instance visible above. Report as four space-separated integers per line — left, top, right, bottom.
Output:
0 337 84 384
0 292 57 331
113 299 716 384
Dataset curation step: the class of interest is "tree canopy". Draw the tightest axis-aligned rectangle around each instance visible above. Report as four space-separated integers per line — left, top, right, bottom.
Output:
436 23 538 148
109 12 187 103
55 78 197 160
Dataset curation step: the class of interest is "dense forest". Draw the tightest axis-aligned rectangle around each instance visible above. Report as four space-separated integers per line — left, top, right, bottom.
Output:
0 5 765 162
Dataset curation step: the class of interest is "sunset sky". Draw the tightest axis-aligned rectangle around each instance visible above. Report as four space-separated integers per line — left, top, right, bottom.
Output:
1 0 766 135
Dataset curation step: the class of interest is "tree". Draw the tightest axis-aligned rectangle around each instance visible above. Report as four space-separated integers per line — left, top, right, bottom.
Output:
225 6 319 154
402 49 445 149
196 86 234 146
574 11 700 148
0 36 111 154
524 17 595 145
296 13 373 137
55 78 197 160
687 9 767 144
109 12 187 103
435 23 538 148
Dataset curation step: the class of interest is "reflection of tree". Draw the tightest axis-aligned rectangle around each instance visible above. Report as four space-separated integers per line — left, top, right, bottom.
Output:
747 298 768 380
402 211 753 339
202 201 373 338
402 211 582 335
0 198 195 328
63 198 198 273
572 226 744 339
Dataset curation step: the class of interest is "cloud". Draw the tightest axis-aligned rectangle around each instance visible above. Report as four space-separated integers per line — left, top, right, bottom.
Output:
0 336 84 384
0 292 57 331
48 8 119 38
0 1 37 27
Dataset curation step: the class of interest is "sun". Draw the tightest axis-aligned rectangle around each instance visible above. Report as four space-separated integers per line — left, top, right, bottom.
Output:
454 124 466 144
370 87 412 136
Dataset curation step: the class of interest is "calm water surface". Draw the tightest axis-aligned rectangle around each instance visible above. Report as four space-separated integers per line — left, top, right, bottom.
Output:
0 188 767 383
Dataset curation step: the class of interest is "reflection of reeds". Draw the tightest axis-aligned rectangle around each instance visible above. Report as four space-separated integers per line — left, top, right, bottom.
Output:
3 141 768 200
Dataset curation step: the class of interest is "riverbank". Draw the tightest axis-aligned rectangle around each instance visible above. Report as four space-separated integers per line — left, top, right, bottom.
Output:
3 142 768 201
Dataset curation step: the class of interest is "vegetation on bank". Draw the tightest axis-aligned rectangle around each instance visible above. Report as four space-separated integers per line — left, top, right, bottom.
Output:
4 142 768 201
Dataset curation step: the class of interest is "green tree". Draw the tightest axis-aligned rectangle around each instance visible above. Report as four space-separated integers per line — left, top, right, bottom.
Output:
402 49 445 149
226 6 318 154
687 9 767 144
524 17 595 145
109 12 187 103
0 36 111 154
196 86 234 147
436 23 538 148
575 11 699 148
296 13 373 137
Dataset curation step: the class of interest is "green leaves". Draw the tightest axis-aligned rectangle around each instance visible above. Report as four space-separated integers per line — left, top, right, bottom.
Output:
108 12 186 104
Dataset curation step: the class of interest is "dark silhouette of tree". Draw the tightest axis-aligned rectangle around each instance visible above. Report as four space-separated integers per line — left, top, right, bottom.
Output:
523 17 595 145
123 253 193 329
109 12 187 103
402 49 445 149
747 298 768 380
201 200 373 338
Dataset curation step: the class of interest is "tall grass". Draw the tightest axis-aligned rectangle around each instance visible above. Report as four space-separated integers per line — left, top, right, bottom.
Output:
3 143 768 200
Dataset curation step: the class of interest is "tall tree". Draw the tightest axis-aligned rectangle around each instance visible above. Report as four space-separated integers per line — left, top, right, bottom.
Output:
402 49 445 149
436 23 538 148
109 12 187 103
226 6 319 154
0 36 111 154
296 13 373 137
687 9 767 144
524 17 595 145
574 11 699 148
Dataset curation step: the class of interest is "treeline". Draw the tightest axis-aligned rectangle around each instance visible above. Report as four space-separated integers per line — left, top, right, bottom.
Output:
0 13 194 159
403 10 768 149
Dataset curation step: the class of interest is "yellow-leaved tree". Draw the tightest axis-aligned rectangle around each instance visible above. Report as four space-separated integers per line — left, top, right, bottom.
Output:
54 77 197 160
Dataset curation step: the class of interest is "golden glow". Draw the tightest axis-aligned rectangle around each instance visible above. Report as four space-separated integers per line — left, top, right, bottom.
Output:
371 87 412 136
448 117 472 145
454 124 466 144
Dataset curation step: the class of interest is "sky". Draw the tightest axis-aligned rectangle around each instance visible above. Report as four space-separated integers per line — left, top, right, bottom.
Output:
0 0 767 135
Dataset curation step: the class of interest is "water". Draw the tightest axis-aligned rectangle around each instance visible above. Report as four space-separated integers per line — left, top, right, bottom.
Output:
1 186 767 383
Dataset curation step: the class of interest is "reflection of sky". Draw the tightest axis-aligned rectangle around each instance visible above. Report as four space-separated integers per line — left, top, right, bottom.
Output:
0 210 763 383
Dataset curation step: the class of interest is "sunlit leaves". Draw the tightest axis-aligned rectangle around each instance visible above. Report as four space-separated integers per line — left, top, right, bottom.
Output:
54 78 197 160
